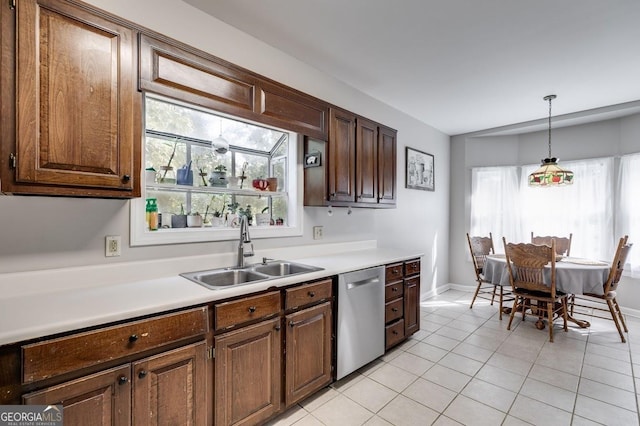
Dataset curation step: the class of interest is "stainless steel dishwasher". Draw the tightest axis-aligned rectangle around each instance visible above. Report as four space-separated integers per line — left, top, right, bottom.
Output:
336 266 385 380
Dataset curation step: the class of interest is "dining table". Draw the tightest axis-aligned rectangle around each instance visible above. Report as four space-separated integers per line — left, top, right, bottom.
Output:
483 254 611 328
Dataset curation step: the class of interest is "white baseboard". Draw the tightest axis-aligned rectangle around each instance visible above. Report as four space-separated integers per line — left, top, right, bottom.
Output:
442 282 640 319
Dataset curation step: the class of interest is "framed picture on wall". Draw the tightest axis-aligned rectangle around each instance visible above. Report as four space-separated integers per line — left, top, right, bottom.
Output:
405 147 434 191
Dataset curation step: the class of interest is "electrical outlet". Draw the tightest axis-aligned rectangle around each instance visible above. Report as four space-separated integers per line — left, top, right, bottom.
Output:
105 235 121 257
313 226 323 240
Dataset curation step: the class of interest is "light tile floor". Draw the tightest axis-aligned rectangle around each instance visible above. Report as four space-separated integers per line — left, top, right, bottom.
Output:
267 289 640 426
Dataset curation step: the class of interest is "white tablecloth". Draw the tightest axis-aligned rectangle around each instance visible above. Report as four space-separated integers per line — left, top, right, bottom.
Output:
483 255 610 295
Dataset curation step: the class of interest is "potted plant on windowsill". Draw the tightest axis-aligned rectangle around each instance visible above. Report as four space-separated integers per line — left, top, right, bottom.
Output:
209 164 227 187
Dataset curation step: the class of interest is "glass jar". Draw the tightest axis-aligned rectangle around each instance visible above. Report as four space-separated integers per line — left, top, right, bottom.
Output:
158 166 176 184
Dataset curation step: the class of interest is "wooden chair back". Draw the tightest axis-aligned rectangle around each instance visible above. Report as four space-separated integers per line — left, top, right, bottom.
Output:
604 235 633 294
466 233 494 278
531 232 572 256
503 239 557 298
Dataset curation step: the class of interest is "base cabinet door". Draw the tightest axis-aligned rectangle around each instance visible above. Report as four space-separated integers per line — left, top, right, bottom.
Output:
132 341 207 426
285 301 332 407
215 317 282 426
404 277 420 336
23 364 132 426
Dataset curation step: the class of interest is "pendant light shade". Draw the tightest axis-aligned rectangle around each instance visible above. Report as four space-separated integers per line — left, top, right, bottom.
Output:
528 95 574 187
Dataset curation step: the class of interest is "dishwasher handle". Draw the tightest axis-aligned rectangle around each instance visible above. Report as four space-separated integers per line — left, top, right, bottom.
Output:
346 277 380 290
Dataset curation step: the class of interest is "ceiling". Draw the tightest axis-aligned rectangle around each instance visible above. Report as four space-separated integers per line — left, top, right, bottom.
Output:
183 0 640 136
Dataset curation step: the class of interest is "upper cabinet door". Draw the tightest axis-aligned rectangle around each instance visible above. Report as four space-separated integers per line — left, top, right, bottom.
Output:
378 126 397 205
355 117 378 204
327 108 356 203
8 0 139 196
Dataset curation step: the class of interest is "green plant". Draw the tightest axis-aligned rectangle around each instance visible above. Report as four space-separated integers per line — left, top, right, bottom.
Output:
226 201 239 214
214 164 227 173
238 204 253 221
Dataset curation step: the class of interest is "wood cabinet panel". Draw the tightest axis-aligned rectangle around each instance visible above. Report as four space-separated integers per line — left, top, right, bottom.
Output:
385 319 405 349
139 34 255 115
404 276 421 336
385 263 404 283
378 126 397 205
355 117 379 204
214 291 281 331
327 108 356 203
23 364 131 425
4 0 139 196
385 298 404 323
385 281 404 302
132 341 207 426
284 279 332 311
285 301 332 407
22 307 208 383
259 82 328 139
215 317 282 426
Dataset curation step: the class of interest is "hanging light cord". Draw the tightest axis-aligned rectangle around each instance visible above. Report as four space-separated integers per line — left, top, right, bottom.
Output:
544 94 556 159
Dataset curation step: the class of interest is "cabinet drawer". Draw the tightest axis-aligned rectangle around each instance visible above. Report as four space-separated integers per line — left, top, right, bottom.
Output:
22 307 208 384
385 263 403 283
405 259 421 277
385 281 404 302
385 319 405 349
285 279 332 310
215 291 281 331
385 298 404 323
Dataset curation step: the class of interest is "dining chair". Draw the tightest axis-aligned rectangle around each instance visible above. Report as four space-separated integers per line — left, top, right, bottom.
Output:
569 235 633 342
503 238 568 342
467 233 512 319
531 232 572 257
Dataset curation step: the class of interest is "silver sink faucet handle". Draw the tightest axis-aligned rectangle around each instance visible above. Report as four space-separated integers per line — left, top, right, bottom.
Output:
262 257 275 264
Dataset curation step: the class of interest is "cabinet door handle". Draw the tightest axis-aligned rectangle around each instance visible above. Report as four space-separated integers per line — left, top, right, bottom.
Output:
129 334 138 343
289 320 302 328
308 291 315 297
392 330 398 335
392 287 398 292
330 192 336 197
248 306 256 313
393 269 399 274
138 370 147 379
392 308 398 312
274 324 281 331
118 375 128 385
122 174 131 182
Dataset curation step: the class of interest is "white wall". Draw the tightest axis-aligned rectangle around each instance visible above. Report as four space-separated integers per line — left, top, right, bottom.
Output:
0 0 450 298
449 113 640 309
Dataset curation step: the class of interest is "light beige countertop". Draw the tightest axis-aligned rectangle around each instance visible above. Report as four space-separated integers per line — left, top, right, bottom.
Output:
0 241 423 346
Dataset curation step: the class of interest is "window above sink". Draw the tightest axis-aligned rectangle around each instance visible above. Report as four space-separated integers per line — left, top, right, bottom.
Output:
130 94 303 246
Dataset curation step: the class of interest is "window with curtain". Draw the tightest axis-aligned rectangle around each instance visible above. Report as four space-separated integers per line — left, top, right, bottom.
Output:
617 153 640 277
470 157 615 260
469 166 521 253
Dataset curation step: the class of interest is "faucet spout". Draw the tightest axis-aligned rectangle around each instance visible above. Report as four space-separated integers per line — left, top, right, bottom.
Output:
237 215 254 268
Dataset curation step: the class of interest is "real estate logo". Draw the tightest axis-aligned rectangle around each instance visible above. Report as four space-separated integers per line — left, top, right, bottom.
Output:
0 405 62 426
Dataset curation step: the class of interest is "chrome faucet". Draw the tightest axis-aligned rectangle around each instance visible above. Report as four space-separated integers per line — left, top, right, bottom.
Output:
237 215 254 268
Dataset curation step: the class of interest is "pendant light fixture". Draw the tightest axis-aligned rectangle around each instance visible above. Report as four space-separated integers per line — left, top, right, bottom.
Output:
528 95 574 186
211 118 229 154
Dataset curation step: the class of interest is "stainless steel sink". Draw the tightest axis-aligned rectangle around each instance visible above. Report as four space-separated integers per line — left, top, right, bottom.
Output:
252 261 323 277
180 260 323 290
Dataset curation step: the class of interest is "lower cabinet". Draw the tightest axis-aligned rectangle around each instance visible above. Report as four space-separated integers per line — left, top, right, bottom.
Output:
384 259 421 350
285 301 332 407
23 341 208 426
214 317 282 426
213 279 333 426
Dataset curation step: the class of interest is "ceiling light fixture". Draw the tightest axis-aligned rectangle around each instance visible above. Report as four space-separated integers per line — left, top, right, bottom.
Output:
212 119 229 154
528 94 574 187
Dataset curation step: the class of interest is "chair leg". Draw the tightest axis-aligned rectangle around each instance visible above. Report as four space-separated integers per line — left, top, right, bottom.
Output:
569 294 575 316
612 297 629 332
606 299 626 343
498 286 503 320
547 301 554 342
562 298 568 332
507 297 518 330
490 285 497 306
470 281 482 309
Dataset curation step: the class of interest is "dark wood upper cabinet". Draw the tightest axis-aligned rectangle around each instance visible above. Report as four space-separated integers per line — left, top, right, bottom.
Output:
327 108 357 203
0 0 140 197
139 34 328 140
305 108 397 208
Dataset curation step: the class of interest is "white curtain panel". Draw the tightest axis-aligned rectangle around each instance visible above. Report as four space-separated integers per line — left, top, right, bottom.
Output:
617 153 640 278
519 157 614 261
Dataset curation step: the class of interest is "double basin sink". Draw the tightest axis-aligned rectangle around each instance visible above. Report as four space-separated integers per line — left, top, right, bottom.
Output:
180 260 324 290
